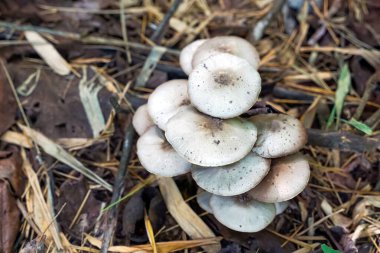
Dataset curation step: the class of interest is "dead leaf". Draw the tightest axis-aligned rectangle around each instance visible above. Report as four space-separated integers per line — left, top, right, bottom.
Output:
25 31 71 75
0 150 22 253
56 178 102 239
0 60 17 136
158 177 221 253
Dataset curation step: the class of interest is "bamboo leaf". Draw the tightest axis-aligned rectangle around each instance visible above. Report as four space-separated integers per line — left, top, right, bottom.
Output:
343 118 373 135
335 64 351 124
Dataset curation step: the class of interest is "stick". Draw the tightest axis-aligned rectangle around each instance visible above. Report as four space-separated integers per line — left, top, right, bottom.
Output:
0 21 180 56
100 119 135 253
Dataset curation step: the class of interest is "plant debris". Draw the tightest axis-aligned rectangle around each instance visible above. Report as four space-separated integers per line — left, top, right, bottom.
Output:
0 0 379 252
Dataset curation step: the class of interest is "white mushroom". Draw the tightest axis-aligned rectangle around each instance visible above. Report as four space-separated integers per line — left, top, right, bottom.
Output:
209 194 276 232
274 201 289 215
165 106 257 166
196 190 213 213
248 153 310 203
147 79 190 131
192 153 270 196
192 36 260 69
137 126 191 177
180 39 207 75
132 104 155 136
188 53 261 118
249 114 308 158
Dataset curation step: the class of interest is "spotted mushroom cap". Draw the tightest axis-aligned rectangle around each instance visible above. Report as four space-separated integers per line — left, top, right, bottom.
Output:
209 194 276 232
188 53 261 119
248 153 310 203
196 189 213 213
147 79 190 131
192 152 270 196
132 104 155 136
192 36 260 69
165 106 257 166
137 126 192 177
249 114 308 158
180 39 208 75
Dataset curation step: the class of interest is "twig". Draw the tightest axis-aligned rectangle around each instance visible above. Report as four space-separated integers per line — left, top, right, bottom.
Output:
307 128 379 152
150 0 182 44
352 71 379 120
0 21 180 56
100 119 135 253
135 0 182 88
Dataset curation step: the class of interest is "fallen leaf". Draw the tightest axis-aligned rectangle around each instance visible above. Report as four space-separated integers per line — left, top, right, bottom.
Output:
24 31 71 75
0 150 22 253
334 63 351 125
56 178 103 239
0 60 17 136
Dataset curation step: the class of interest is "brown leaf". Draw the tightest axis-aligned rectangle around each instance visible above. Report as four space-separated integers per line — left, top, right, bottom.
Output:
56 178 102 239
0 60 17 136
0 150 22 253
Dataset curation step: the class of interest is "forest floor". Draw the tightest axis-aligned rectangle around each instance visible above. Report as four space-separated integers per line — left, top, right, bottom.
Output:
0 0 380 253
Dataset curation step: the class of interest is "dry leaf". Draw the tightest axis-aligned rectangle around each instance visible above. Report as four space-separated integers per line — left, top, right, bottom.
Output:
158 177 221 253
0 151 22 253
24 31 71 75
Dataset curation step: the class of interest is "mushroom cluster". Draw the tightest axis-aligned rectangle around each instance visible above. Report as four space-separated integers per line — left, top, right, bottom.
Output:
133 36 310 233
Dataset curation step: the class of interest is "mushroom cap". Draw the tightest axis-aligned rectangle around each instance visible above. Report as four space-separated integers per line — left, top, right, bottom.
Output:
180 39 207 75
248 153 310 203
249 114 307 158
209 194 276 232
147 79 190 131
188 53 261 119
165 106 258 166
137 126 192 177
132 104 155 136
196 189 213 213
274 201 289 215
192 153 271 196
192 36 260 69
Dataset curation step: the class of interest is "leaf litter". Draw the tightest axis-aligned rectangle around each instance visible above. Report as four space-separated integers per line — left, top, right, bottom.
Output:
0 0 379 252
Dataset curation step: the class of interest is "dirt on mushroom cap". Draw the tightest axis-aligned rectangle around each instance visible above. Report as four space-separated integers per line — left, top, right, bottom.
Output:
248 153 310 203
188 53 261 119
191 36 260 70
165 106 258 167
192 152 271 196
147 79 190 131
137 126 192 177
250 113 308 158
209 194 276 233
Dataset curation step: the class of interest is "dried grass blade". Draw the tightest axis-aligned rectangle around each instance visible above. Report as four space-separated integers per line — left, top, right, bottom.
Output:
24 31 71 75
158 177 221 253
19 124 112 191
21 149 64 250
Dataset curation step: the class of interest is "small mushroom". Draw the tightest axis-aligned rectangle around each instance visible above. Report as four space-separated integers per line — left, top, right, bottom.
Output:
132 104 155 135
180 39 207 75
196 189 213 213
165 106 257 166
147 79 190 131
248 153 310 203
137 126 192 177
209 194 276 232
192 152 270 196
188 53 261 118
249 114 307 158
192 36 260 69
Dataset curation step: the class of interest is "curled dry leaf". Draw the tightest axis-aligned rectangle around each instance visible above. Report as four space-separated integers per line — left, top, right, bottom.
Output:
0 150 22 253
